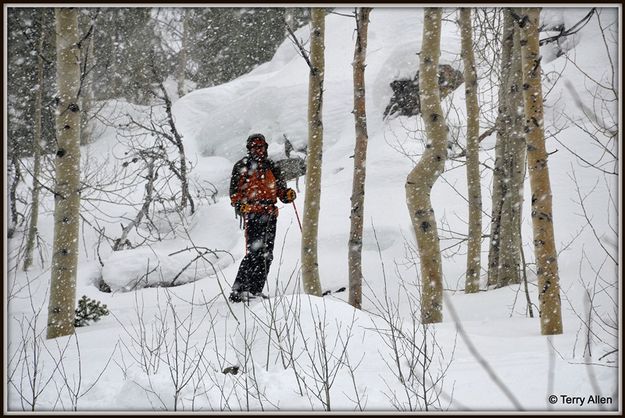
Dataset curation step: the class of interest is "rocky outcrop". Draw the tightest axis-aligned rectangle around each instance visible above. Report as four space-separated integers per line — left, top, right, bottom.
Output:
383 64 464 119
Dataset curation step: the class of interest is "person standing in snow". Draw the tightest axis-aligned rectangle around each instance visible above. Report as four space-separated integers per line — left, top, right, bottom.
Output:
229 133 297 302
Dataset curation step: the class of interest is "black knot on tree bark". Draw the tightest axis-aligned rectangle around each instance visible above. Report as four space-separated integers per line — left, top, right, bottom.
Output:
56 148 66 158
536 211 552 222
68 103 80 112
519 16 529 29
420 221 431 232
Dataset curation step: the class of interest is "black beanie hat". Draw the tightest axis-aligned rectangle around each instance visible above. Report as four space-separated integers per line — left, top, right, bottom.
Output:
246 133 267 149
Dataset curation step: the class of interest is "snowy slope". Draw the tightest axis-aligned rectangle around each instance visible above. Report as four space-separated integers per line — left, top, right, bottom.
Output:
6 7 619 412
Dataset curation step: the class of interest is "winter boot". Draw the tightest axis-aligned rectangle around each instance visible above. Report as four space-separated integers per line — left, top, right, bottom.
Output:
229 291 243 303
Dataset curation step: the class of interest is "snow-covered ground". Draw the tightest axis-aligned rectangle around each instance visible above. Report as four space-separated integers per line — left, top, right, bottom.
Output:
5 7 620 412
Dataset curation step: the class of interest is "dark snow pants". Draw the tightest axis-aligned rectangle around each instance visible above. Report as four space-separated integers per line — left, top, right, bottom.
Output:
232 212 277 294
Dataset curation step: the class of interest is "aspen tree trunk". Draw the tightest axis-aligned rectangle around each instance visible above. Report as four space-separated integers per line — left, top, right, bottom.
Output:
487 10 514 288
405 8 447 324
519 7 563 335
8 156 22 239
459 8 482 294
7 159 17 239
348 7 371 309
301 8 325 296
23 9 46 271
47 8 81 339
496 18 526 287
177 8 188 98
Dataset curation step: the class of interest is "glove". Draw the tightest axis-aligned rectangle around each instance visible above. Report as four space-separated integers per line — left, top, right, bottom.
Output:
281 188 296 203
233 200 247 217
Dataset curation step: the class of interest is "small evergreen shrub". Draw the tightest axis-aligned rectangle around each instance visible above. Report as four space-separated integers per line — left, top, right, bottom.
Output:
74 295 110 327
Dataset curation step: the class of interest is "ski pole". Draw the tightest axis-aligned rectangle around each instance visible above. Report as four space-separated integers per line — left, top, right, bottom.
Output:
242 213 249 256
292 201 302 232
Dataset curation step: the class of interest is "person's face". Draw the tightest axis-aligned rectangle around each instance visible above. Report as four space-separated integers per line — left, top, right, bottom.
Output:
249 139 267 160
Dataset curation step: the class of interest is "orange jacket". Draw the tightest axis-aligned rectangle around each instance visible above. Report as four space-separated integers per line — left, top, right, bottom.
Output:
230 157 289 215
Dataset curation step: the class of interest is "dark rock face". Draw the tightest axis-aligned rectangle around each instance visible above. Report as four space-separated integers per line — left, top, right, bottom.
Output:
383 64 464 119
274 157 306 182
